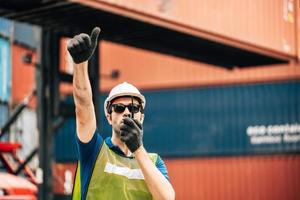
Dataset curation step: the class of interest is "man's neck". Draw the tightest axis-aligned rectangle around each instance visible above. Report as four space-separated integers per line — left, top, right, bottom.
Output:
111 133 133 157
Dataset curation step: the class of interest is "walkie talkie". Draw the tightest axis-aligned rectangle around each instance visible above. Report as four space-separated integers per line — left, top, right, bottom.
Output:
131 96 134 119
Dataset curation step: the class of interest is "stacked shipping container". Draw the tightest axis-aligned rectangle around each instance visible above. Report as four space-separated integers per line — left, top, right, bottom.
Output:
1 0 299 198
56 40 300 199
75 0 298 59
0 18 39 174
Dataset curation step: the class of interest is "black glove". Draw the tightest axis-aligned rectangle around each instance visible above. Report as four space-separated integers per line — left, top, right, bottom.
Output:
67 27 101 64
120 117 143 153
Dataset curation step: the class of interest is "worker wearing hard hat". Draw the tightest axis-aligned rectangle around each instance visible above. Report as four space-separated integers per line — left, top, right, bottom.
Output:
67 27 175 200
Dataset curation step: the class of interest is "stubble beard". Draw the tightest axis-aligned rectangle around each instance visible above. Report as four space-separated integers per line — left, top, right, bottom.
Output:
113 123 122 138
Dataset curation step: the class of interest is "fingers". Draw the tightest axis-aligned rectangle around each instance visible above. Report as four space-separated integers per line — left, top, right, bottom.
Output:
123 117 143 131
120 123 132 133
67 33 90 53
120 131 134 143
133 119 142 129
67 27 100 54
122 117 135 127
73 35 84 52
67 40 76 54
90 27 101 45
79 33 91 49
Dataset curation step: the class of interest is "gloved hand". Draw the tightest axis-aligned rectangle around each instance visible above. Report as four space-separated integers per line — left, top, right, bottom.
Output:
120 117 143 153
67 27 101 64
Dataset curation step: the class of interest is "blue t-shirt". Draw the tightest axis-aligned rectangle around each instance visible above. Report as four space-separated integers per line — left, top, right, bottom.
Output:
76 128 169 200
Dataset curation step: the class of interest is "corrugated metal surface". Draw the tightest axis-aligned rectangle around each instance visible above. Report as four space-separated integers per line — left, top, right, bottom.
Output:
54 96 77 162
13 21 40 49
59 38 74 95
54 117 78 162
10 108 39 169
0 102 8 128
53 162 77 195
0 37 11 102
99 41 300 91
52 155 300 200
297 0 300 60
0 18 39 49
58 57 300 157
0 17 12 38
165 155 300 200
59 40 300 94
76 0 297 57
11 44 36 108
99 80 300 156
0 103 9 141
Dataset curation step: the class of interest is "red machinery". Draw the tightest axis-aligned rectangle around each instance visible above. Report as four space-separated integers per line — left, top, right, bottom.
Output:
0 90 38 199
0 142 37 199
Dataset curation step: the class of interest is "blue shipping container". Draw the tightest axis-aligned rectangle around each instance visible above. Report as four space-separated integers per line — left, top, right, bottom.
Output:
0 103 8 127
54 118 78 162
0 103 9 141
99 81 300 157
14 22 39 49
55 80 300 160
0 17 12 38
0 37 11 102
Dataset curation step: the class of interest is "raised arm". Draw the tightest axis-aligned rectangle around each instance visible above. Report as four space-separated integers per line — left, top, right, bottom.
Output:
67 27 101 143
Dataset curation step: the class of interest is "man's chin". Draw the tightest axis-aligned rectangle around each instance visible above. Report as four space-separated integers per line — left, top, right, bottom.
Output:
113 129 121 138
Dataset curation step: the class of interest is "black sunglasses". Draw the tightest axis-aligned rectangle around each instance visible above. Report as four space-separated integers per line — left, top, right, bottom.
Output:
111 103 141 114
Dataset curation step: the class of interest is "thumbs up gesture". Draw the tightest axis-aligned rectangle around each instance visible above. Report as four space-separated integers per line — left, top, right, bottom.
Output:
67 27 101 64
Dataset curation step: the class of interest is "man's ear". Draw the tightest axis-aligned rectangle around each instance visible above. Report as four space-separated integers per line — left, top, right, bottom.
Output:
106 114 112 125
140 114 145 124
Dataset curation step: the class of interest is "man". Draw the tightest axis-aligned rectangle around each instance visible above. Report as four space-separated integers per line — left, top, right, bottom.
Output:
68 27 175 200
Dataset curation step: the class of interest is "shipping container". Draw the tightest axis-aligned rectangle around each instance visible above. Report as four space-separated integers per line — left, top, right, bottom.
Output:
0 102 9 128
99 41 300 92
75 0 297 57
165 155 300 200
52 155 300 200
56 81 300 158
11 44 36 108
53 162 77 195
297 0 300 60
0 17 12 38
54 95 78 162
54 117 78 162
13 22 39 49
0 18 39 49
59 40 300 95
0 37 11 102
0 103 9 141
59 38 74 95
99 80 300 157
10 108 39 169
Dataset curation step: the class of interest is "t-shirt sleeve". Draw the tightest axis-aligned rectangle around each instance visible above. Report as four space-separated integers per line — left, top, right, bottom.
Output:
76 128 103 199
155 155 170 181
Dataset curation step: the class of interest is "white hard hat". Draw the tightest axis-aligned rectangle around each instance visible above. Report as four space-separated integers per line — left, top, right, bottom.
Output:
104 82 146 115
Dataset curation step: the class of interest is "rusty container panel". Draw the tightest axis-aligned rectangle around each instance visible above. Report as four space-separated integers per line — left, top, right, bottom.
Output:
100 41 300 92
53 162 77 195
165 155 300 200
83 0 297 56
59 37 74 95
11 44 36 108
297 0 300 60
60 40 300 93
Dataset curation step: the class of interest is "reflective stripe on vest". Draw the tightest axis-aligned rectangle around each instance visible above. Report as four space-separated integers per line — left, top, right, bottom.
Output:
72 142 158 200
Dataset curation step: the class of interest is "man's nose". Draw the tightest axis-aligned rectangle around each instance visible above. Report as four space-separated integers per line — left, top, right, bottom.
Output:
123 107 131 117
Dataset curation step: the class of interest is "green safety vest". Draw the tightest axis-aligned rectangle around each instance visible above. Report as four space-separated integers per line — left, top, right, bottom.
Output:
72 142 158 200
